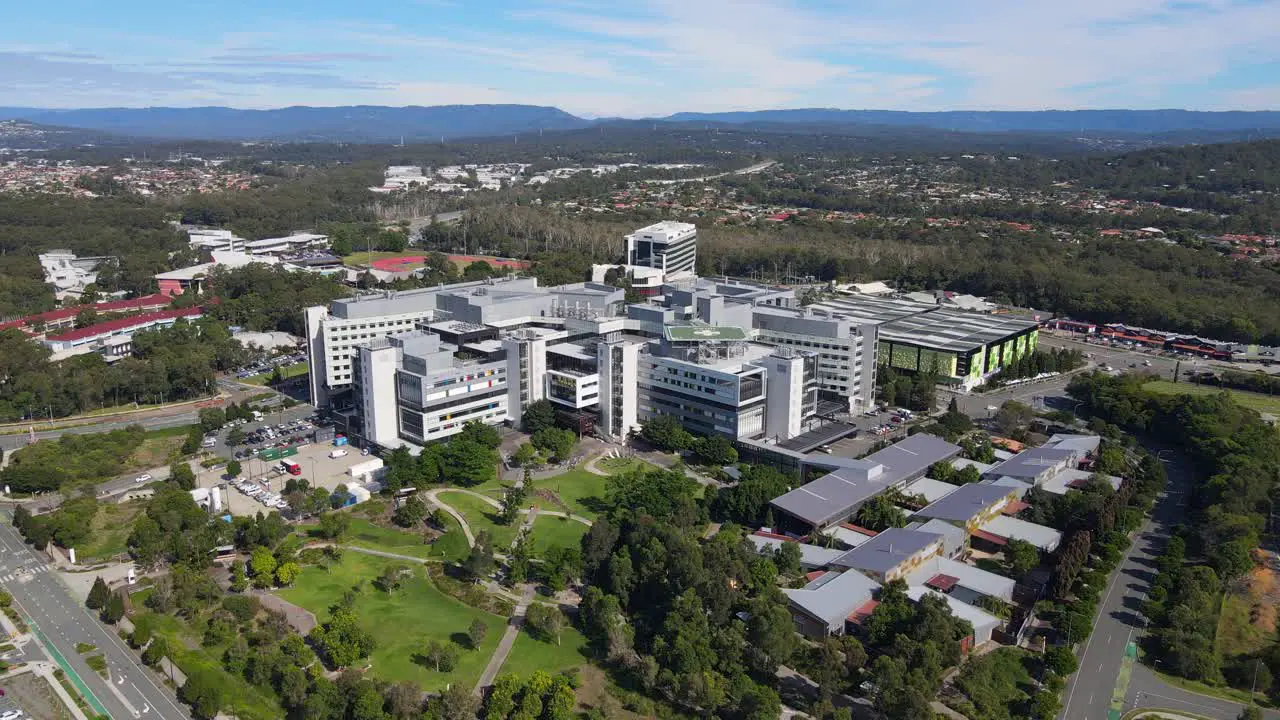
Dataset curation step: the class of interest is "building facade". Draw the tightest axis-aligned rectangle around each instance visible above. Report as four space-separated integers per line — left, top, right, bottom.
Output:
626 221 698 276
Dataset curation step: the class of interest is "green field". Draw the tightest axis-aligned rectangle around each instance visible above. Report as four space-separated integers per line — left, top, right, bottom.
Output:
244 362 309 387
1143 380 1280 415
279 553 506 691
438 491 520 549
1216 589 1274 659
131 611 284 720
77 501 146 562
526 459 655 519
342 251 423 267
527 516 588 556
498 623 589 681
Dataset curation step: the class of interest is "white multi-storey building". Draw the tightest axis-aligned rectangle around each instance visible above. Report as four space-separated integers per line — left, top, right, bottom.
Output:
626 221 698 277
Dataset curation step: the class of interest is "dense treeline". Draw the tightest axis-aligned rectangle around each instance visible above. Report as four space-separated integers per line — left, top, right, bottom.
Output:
0 318 251 423
1 425 146 494
174 165 380 240
203 264 350 336
576 467 788 718
1067 372 1280 689
0 194 191 316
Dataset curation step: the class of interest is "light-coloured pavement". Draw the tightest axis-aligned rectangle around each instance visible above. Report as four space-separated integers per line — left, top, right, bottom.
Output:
473 585 536 693
0 514 191 720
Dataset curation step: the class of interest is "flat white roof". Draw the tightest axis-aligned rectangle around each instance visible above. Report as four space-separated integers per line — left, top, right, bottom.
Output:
907 556 1016 602
824 526 876 549
980 514 1062 552
904 477 962 503
1040 469 1122 496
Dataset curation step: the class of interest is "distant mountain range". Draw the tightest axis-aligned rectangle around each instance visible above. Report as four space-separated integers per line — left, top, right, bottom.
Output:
659 108 1280 134
0 105 588 143
1 104 1279 143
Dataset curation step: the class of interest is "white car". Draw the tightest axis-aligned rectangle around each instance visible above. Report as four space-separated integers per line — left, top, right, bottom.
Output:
134 473 153 483
1 710 23 720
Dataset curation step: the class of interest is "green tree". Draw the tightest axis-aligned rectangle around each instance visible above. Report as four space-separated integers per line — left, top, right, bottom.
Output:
512 442 538 467
531 427 576 463
525 604 566 645
1004 538 1040 577
226 427 245 447
86 576 111 610
467 618 488 650
249 546 277 587
179 670 227 719
391 495 428 528
226 459 242 478
169 461 196 490
197 408 225 433
639 415 693 452
101 591 126 624
141 635 167 666
521 400 557 434
691 434 738 466
1043 646 1079 676
275 561 301 586
423 639 458 672
316 512 350 540
434 681 480 720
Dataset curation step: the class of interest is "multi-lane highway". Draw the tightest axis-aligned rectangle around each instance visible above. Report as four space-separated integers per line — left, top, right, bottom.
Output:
0 516 190 720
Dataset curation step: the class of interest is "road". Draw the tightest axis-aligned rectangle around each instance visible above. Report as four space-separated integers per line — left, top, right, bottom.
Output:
0 517 190 720
14 399 316 514
1058 440 1278 719
646 160 776 185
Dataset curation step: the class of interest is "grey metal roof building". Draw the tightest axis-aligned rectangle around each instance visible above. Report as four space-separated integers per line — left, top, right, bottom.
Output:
783 570 881 636
984 446 1076 484
907 518 969 557
878 308 1039 354
748 535 847 570
915 483 1015 524
831 527 944 576
769 433 961 529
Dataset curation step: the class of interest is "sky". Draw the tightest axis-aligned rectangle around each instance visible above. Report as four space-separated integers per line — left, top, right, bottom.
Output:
3 0 1279 117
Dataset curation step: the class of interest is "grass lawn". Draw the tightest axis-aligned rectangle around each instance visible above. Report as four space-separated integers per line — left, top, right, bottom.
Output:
1149 666 1275 708
1143 380 1280 415
527 516 588 557
1216 588 1275 659
244 362 309 387
78 501 146 562
499 624 589 681
341 518 436 559
342 251 423 267
131 611 284 720
438 491 520 549
528 459 657 519
279 553 506 691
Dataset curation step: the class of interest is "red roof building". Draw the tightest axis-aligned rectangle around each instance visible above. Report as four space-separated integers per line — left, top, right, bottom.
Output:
44 307 204 351
0 294 171 336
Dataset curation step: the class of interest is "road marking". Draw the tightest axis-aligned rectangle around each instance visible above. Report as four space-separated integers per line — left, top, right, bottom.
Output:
1136 690 1227 714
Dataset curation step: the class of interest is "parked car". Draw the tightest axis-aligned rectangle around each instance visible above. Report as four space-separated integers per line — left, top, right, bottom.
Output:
134 473 153 483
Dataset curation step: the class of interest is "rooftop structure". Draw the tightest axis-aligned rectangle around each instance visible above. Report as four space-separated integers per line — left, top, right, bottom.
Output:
830 527 945 580
783 569 881 637
748 534 847 570
915 483 1016 525
769 433 961 530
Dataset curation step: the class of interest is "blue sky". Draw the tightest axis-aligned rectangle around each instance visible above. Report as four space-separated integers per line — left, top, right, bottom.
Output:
2 0 1278 115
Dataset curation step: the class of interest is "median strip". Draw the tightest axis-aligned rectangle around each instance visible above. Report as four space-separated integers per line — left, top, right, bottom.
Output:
31 622 111 718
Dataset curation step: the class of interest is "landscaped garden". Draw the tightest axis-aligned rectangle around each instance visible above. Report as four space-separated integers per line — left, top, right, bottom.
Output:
279 552 508 691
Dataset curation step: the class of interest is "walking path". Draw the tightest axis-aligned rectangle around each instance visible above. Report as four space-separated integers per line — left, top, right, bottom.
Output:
473 585 536 694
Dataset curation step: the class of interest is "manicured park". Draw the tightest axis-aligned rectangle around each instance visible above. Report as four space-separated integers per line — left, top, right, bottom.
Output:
1143 379 1280 415
279 552 507 691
